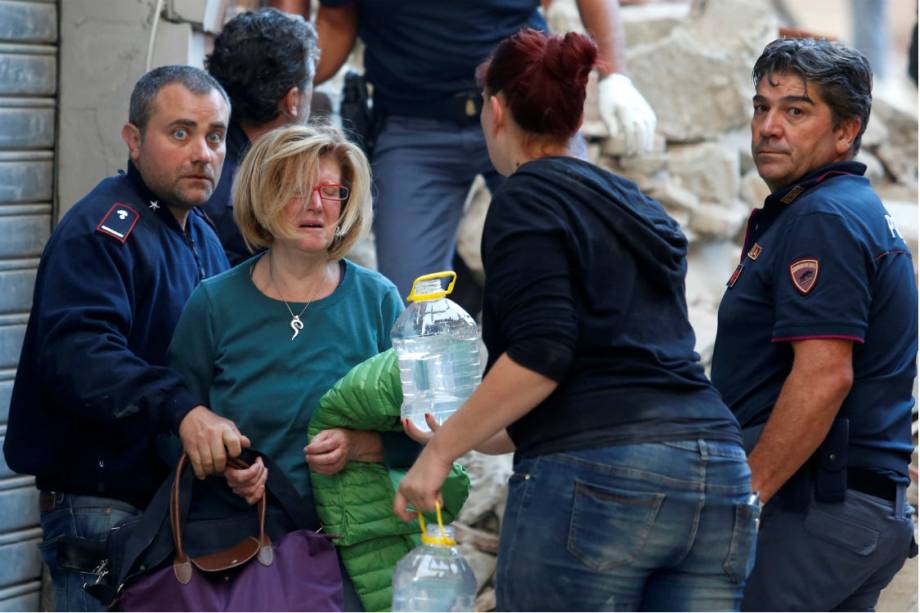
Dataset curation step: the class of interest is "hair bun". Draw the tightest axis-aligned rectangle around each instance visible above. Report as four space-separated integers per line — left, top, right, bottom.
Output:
479 28 598 142
560 32 598 85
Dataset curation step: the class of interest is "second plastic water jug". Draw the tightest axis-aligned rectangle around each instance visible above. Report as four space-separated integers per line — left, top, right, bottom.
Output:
391 507 477 612
391 271 482 431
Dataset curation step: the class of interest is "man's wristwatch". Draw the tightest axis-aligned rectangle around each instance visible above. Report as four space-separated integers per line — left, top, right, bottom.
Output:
748 491 763 530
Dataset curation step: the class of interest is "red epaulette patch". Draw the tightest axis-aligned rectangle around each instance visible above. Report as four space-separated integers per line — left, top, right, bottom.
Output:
96 202 140 243
726 263 744 288
789 258 820 294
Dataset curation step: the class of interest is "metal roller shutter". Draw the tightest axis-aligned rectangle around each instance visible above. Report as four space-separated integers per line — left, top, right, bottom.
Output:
0 0 57 610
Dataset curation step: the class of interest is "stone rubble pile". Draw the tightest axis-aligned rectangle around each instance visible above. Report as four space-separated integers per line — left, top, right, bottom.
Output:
330 2 918 609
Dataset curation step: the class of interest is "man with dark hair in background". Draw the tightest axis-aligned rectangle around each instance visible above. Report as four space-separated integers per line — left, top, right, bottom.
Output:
710 37 917 611
2 66 244 612
204 7 319 265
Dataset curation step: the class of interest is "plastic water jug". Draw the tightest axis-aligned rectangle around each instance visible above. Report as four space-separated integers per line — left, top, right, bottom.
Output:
391 271 482 432
391 508 477 612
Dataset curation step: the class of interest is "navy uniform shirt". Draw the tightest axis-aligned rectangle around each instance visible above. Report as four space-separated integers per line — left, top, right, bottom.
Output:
3 162 230 507
711 161 917 480
202 119 252 265
318 0 546 108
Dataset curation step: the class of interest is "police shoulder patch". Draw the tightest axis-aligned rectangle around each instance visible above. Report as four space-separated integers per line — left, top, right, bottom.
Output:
789 258 820 295
96 202 140 243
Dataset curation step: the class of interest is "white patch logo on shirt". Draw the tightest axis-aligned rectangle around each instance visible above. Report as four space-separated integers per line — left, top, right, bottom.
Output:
885 215 903 240
96 202 140 243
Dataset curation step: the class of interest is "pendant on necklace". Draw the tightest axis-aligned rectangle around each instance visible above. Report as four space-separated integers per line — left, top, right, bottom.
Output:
290 315 304 341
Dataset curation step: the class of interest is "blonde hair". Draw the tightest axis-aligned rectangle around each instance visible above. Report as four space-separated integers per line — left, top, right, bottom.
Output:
232 124 372 260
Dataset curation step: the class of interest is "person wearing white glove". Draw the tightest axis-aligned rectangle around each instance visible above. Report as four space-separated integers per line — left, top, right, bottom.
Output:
598 72 657 155
575 0 657 156
290 0 657 323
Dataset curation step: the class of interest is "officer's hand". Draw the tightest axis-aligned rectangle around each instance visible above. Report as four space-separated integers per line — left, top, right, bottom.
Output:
225 457 267 505
597 73 657 157
179 405 250 479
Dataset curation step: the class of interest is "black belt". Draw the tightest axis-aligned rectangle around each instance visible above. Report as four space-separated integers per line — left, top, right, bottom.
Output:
848 467 898 501
377 90 483 125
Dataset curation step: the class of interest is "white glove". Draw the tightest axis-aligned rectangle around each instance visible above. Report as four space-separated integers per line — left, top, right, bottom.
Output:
597 73 657 157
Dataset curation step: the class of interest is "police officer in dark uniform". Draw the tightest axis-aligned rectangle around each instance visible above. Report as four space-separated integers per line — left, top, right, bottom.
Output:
711 38 917 611
203 8 318 266
2 66 249 612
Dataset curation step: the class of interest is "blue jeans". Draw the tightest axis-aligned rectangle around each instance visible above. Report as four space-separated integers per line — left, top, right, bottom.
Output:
371 116 503 301
742 487 916 611
496 440 758 611
39 493 141 612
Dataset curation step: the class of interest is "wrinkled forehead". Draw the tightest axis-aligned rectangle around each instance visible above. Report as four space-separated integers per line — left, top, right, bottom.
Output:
754 71 827 106
756 70 808 94
754 70 830 105
147 83 229 126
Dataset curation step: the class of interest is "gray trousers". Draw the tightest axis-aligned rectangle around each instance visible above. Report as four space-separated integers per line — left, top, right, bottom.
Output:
742 485 916 611
371 115 504 301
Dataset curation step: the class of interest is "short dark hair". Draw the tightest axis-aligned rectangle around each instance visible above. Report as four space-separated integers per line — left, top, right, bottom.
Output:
753 38 873 156
206 8 318 126
129 65 229 132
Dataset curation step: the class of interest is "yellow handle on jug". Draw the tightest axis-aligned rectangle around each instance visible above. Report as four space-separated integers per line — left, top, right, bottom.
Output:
417 500 456 546
406 271 457 302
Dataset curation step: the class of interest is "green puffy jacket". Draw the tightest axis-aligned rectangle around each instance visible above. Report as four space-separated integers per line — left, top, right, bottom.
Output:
308 349 470 612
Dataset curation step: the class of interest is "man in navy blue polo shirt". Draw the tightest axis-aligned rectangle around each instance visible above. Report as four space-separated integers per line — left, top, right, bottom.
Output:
710 38 917 611
305 0 656 313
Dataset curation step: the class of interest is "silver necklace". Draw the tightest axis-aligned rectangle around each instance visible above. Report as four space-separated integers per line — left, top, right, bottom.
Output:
268 251 321 341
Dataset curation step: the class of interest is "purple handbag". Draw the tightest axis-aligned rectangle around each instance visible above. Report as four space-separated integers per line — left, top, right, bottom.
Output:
119 454 344 612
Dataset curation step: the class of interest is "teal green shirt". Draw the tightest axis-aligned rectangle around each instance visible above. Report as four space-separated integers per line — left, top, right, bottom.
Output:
168 256 404 497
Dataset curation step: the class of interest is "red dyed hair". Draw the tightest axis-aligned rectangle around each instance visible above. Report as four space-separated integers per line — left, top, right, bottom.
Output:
478 29 597 142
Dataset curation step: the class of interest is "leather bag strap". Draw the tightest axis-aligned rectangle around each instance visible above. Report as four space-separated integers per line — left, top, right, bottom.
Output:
171 453 272 584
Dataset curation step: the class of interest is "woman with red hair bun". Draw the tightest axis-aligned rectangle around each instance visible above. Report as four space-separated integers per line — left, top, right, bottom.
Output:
396 29 756 611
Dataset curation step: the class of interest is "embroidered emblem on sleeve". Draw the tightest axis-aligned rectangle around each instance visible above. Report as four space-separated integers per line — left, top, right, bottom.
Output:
789 258 820 295
96 202 140 243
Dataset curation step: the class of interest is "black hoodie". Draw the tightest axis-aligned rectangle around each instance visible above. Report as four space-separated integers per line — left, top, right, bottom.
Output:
481 156 740 457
